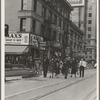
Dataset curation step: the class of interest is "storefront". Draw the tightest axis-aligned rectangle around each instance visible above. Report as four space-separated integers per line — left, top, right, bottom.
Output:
5 33 30 68
50 42 63 58
5 33 44 68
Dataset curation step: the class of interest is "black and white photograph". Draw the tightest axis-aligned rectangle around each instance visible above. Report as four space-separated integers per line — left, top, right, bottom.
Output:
3 0 98 100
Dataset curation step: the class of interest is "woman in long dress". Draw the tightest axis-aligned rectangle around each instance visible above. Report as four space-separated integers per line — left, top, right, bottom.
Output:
71 58 77 78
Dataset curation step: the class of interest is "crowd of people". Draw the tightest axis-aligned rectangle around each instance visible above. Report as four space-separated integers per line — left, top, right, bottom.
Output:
42 55 87 79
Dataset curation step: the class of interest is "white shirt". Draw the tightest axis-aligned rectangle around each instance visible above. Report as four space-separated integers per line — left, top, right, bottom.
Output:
79 61 87 67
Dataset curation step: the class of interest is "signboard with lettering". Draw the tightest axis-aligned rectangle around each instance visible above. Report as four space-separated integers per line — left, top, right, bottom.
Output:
40 42 46 47
78 52 85 57
31 34 39 47
53 42 61 47
5 33 29 45
67 0 84 6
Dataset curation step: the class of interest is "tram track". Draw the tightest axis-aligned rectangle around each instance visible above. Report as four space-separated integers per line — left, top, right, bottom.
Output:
5 74 96 100
30 74 96 100
83 88 96 100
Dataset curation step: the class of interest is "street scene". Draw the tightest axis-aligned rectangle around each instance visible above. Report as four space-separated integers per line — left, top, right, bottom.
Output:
5 0 97 100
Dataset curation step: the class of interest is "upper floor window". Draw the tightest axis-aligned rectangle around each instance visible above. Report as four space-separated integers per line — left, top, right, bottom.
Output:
32 20 36 34
88 6 92 10
54 14 57 25
21 0 27 10
88 13 92 17
34 0 37 12
42 7 46 18
88 27 92 31
59 18 61 27
20 18 26 31
88 34 91 38
88 20 92 24
40 24 45 36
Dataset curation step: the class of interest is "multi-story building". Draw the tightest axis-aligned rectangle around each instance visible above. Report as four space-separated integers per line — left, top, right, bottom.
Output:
68 0 86 57
5 0 84 65
68 0 97 62
85 0 97 62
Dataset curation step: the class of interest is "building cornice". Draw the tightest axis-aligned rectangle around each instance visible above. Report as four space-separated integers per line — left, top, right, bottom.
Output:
70 21 84 35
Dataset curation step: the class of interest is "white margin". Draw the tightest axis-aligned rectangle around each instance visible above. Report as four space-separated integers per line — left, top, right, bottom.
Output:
1 0 5 100
97 0 99 99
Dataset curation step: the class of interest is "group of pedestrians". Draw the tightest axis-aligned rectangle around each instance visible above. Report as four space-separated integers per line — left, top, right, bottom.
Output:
42 55 87 79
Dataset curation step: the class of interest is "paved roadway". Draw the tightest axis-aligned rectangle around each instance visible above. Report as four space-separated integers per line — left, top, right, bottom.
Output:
5 69 97 100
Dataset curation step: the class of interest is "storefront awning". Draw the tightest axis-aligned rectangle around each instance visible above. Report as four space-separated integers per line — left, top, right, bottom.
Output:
5 45 29 54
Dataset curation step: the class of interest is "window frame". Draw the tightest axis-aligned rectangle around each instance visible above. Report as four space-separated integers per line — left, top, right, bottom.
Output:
21 0 27 10
88 13 92 17
88 27 92 31
88 20 92 24
88 34 91 38
20 18 26 32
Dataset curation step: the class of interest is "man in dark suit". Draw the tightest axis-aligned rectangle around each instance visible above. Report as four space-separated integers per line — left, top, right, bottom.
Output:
63 57 71 79
43 56 49 78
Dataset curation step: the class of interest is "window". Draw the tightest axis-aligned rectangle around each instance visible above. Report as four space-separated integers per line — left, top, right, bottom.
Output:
50 11 52 21
88 27 91 31
40 24 45 36
34 0 37 12
21 0 27 10
88 13 92 17
87 40 91 45
59 18 61 27
54 14 57 25
88 6 92 10
63 22 65 30
88 20 92 24
20 18 26 31
51 31 56 41
46 28 51 40
88 34 91 38
42 7 46 18
32 20 36 34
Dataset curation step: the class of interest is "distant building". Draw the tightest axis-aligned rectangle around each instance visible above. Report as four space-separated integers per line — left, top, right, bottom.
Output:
68 0 97 61
85 0 97 62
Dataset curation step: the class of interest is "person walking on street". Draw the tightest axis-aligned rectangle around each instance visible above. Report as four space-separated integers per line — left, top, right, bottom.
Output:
70 58 77 78
63 57 71 79
79 58 87 77
49 57 55 78
55 58 60 78
43 56 49 78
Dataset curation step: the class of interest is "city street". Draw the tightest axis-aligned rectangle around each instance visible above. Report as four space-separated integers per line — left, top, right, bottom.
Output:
5 69 96 100
4 0 97 100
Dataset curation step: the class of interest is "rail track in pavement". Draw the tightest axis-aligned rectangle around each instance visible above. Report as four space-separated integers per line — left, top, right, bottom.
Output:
5 73 96 100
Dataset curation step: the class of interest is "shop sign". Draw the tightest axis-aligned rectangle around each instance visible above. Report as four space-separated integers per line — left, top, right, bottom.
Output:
5 33 29 45
56 33 60 42
31 34 38 47
67 0 84 6
78 52 85 56
40 47 46 50
37 36 43 42
40 42 46 47
53 42 61 47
